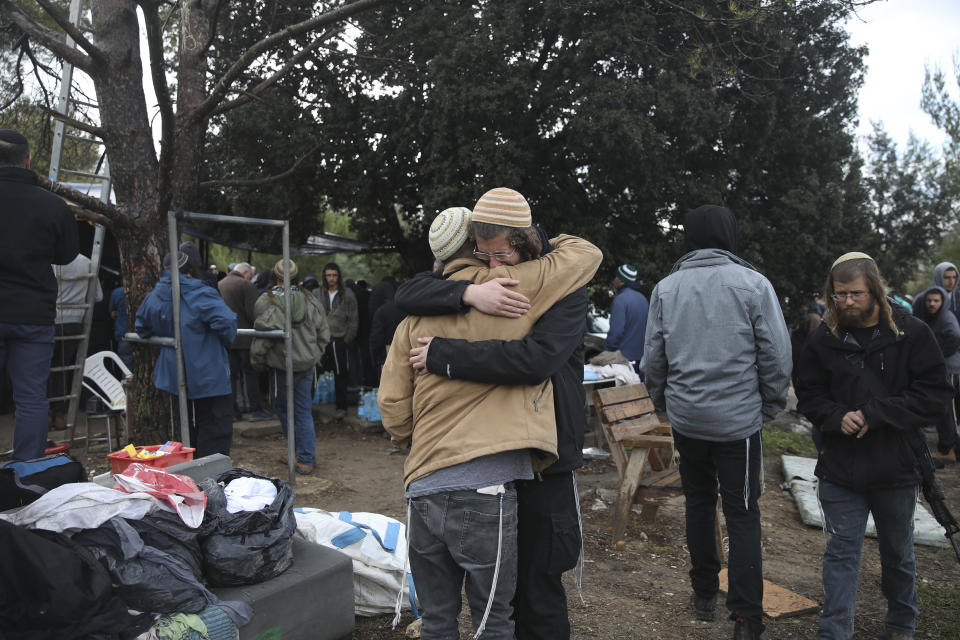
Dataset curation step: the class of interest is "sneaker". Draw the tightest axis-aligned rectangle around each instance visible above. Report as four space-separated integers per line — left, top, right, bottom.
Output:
690 593 717 621
247 410 274 422
732 619 767 640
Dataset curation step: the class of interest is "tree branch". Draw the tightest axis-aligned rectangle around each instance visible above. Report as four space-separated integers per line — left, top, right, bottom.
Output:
188 0 388 123
211 31 335 117
199 143 321 188
33 0 107 66
38 177 123 228
138 1 175 205
0 0 96 72
40 106 106 138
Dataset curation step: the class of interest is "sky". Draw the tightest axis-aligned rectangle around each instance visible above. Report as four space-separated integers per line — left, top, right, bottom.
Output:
845 0 960 150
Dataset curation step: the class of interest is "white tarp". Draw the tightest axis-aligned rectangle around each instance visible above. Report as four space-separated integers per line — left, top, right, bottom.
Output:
781 455 947 549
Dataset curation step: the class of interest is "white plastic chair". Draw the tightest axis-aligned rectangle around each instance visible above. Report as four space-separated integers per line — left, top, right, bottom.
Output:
82 350 132 453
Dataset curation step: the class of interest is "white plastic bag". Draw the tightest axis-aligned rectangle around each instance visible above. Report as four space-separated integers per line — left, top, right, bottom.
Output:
294 507 417 616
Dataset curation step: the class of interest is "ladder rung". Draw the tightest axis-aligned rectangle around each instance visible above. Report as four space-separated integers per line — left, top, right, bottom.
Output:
59 168 108 180
68 98 99 109
46 394 78 403
54 334 85 341
65 133 102 144
49 364 83 373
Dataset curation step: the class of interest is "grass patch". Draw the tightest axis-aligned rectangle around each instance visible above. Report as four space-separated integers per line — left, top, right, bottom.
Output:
918 582 960 638
762 428 818 458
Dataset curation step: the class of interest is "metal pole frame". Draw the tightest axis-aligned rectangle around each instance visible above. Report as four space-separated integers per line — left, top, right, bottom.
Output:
165 211 296 486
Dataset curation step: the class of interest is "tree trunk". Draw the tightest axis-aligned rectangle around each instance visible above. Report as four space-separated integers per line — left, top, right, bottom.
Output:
87 1 172 441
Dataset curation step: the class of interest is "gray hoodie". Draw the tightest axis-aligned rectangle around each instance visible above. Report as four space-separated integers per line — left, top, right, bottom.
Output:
641 206 792 441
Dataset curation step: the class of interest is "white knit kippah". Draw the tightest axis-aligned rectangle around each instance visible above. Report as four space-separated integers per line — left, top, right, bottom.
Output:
429 207 472 261
472 187 532 228
831 251 874 271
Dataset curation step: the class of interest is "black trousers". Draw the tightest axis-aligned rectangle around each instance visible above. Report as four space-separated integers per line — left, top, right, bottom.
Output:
513 472 582 640
228 349 262 414
322 338 349 410
674 428 764 631
187 394 233 458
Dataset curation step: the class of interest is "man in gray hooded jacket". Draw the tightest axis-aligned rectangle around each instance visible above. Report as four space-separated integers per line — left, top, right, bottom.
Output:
641 205 791 640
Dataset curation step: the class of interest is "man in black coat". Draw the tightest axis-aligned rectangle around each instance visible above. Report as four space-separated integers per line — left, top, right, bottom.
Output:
396 189 586 640
0 129 79 460
796 252 953 640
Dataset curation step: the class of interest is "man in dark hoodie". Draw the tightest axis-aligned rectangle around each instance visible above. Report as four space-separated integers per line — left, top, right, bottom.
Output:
919 286 960 462
796 253 952 640
641 205 792 640
0 129 79 461
604 264 649 372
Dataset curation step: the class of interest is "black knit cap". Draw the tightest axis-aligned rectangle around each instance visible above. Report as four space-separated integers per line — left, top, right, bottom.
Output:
684 205 738 254
0 130 28 145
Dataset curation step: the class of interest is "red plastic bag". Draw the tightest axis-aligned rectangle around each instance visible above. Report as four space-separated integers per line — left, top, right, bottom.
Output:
113 463 207 528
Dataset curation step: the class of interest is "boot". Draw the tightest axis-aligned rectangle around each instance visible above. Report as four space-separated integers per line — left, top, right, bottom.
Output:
732 618 767 640
690 593 716 621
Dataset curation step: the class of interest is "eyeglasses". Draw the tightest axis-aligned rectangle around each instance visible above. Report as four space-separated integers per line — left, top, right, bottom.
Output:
831 290 868 302
473 247 516 262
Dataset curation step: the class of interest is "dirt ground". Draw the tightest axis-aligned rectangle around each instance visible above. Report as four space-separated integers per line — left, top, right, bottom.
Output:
51 407 960 639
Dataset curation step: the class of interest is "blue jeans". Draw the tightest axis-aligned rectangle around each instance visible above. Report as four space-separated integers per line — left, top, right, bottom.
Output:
673 429 764 632
409 487 518 639
0 323 55 460
817 480 918 639
271 369 315 466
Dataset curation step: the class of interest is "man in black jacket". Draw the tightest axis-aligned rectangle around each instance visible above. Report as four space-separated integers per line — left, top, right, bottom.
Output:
397 188 587 640
796 252 953 640
0 129 79 460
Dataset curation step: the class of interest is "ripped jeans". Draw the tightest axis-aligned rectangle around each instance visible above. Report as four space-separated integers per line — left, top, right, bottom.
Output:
673 428 764 632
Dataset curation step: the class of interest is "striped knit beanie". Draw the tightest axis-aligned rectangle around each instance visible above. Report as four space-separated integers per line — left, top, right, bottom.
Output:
472 187 532 228
617 264 638 282
428 207 472 261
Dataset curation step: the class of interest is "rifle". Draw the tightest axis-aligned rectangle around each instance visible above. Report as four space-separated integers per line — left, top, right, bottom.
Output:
906 431 960 564
840 339 960 564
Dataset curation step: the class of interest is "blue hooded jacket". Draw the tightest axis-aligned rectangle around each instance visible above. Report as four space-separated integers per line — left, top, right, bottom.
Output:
604 281 649 362
135 271 237 398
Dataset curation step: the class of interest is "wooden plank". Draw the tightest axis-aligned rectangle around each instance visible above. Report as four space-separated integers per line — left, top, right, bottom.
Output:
633 486 684 502
594 383 649 406
599 420 627 478
598 397 656 424
612 447 650 544
610 414 660 442
641 466 681 488
618 434 674 449
719 570 820 619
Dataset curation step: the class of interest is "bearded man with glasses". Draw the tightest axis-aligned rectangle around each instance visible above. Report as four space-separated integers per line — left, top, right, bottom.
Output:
796 252 953 640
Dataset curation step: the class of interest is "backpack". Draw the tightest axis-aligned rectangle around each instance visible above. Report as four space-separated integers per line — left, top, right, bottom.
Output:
0 453 86 512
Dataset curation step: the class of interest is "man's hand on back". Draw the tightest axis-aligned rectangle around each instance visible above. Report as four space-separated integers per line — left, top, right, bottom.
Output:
410 337 434 373
463 278 530 318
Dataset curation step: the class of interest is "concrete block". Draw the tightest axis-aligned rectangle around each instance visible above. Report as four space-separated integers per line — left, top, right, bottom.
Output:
234 420 282 439
90 453 233 487
213 537 354 640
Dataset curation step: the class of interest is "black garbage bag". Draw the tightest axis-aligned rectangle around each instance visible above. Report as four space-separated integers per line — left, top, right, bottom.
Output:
0 520 153 640
197 468 296 587
72 517 209 615
128 509 204 577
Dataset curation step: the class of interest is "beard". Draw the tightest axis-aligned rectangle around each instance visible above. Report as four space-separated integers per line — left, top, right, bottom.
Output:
838 299 878 328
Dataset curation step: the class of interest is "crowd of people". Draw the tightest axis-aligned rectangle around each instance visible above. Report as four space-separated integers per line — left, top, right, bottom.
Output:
4 124 960 640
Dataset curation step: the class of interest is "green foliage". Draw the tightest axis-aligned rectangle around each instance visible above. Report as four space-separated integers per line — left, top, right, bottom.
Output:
0 100 101 181
862 125 959 292
761 428 818 459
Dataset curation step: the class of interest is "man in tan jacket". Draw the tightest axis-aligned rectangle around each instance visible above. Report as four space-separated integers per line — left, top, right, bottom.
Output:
379 199 601 639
